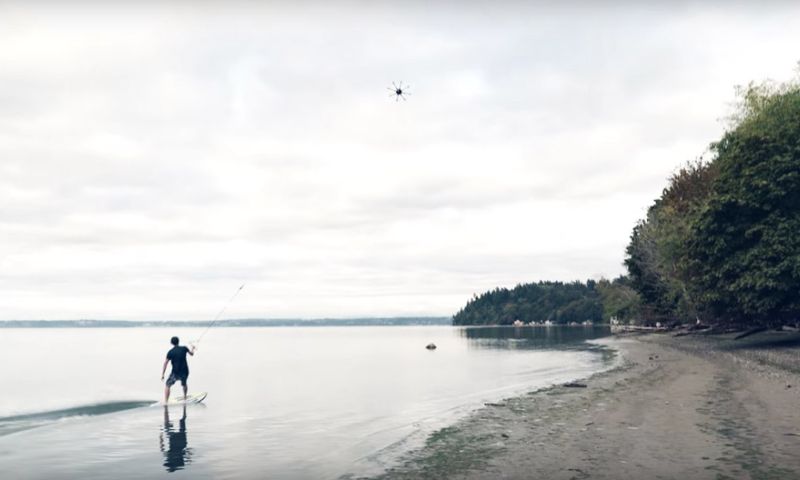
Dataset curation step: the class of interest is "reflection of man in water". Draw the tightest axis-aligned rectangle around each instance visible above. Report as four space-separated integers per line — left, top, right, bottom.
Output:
160 405 192 472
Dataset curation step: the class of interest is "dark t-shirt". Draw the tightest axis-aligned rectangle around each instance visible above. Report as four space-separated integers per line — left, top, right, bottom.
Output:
166 346 190 376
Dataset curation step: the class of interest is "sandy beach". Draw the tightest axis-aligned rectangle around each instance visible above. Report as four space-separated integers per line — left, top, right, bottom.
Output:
371 332 800 480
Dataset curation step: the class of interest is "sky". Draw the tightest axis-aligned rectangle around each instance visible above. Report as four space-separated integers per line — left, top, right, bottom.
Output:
1 1 799 320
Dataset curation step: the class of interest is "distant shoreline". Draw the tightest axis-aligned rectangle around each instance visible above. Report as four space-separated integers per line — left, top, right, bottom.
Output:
0 317 452 328
0 320 619 329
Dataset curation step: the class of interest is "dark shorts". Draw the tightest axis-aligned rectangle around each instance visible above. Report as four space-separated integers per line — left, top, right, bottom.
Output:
166 372 188 387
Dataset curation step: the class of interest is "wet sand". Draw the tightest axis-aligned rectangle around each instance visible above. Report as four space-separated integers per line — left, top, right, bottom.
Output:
371 332 800 480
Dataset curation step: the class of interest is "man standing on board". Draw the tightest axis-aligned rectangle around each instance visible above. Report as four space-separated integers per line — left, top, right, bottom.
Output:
161 336 195 403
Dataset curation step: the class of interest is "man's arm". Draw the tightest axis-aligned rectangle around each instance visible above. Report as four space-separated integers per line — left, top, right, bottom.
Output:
187 345 195 356
161 358 169 380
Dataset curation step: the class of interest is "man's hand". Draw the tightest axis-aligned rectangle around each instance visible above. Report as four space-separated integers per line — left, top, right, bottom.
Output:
161 375 164 381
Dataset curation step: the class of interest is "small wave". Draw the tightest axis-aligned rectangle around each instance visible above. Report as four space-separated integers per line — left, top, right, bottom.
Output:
0 400 153 437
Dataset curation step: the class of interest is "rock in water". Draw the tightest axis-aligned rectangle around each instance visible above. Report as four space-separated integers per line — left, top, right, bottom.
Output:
426 343 437 350
563 382 587 388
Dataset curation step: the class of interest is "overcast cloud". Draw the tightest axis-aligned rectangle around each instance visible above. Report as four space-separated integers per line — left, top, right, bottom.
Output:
1 2 798 320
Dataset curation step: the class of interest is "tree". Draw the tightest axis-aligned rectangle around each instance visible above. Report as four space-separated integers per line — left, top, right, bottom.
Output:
624 160 717 323
596 277 642 323
686 81 800 326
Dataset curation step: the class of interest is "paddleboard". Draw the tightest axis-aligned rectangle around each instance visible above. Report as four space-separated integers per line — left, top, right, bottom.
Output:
164 392 207 405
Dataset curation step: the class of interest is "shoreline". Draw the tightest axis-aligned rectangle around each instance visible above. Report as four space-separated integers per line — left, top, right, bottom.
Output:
366 332 800 479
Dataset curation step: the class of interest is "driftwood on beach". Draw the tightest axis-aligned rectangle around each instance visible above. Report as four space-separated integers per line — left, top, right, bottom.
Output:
733 327 769 340
615 321 797 341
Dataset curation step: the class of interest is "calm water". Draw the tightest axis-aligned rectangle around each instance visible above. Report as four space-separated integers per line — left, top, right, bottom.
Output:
0 326 613 479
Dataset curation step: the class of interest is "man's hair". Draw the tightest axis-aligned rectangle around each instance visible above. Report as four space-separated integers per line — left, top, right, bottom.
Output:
171 336 179 346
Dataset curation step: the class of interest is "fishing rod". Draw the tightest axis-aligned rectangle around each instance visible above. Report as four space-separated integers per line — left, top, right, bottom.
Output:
192 284 245 349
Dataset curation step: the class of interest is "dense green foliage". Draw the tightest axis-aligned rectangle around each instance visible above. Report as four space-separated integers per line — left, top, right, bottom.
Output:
625 78 800 327
452 281 603 325
685 84 800 325
624 160 717 323
596 276 642 323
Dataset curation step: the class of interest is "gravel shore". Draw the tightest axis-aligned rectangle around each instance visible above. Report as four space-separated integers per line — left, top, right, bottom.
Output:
369 332 800 480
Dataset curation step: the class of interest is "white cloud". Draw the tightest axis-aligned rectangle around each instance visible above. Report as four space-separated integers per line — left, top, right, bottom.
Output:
1 1 799 319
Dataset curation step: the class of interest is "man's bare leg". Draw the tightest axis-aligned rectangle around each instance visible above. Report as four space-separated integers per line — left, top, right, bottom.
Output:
182 382 188 400
164 385 171 404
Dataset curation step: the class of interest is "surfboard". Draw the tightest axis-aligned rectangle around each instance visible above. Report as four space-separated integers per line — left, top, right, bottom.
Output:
164 392 207 405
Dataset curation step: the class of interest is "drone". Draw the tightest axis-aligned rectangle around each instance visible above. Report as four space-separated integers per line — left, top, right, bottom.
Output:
388 81 411 101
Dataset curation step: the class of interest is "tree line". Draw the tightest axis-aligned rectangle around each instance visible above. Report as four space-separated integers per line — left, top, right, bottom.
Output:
452 281 604 325
623 77 800 328
454 74 799 329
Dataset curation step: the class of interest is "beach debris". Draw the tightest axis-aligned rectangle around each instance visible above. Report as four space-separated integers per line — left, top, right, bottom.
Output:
734 326 768 340
674 323 713 336
501 432 510 439
485 402 506 407
563 382 588 388
425 343 437 350
786 384 792 389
